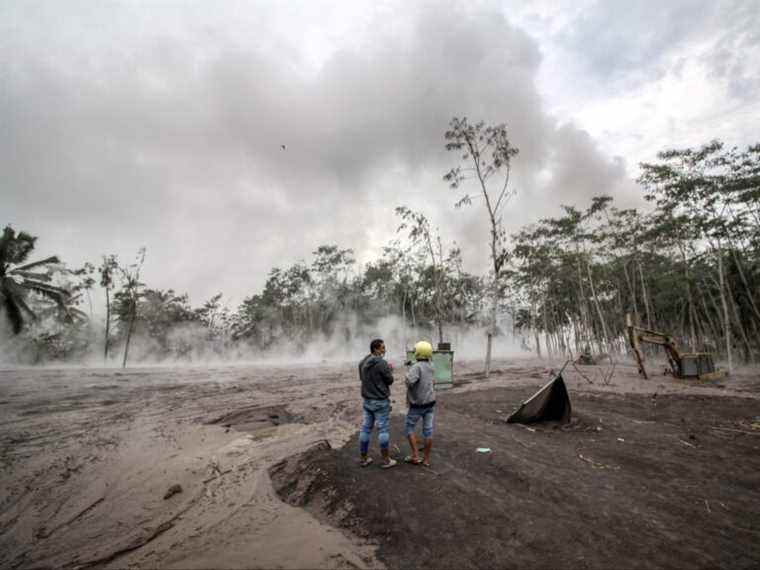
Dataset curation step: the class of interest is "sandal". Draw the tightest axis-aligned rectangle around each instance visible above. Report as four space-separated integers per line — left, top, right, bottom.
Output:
360 457 373 467
380 458 398 469
404 456 423 465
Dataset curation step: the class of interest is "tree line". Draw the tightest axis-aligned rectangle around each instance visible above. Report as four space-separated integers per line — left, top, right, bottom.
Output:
2 120 758 370
512 141 760 373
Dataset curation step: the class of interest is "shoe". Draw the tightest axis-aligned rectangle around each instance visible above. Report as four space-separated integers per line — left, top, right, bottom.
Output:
404 455 422 465
380 458 398 469
360 457 373 467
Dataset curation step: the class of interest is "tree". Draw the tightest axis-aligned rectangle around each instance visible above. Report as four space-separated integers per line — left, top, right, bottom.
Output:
0 225 71 334
195 293 230 338
444 117 519 376
638 140 760 371
395 206 448 345
116 247 146 368
310 245 355 337
98 255 119 362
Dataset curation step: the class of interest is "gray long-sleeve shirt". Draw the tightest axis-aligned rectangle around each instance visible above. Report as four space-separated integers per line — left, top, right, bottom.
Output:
405 360 436 407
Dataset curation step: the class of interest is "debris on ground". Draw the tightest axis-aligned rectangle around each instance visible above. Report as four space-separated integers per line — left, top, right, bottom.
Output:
163 484 183 500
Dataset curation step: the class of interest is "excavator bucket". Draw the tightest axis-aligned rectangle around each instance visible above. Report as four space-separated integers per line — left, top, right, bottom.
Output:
507 374 571 424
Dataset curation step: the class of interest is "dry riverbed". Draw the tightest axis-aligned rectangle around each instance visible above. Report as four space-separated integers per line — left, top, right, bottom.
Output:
1 358 759 569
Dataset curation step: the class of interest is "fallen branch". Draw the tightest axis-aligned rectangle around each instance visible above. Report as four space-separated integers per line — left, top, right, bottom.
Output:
571 361 595 385
678 439 696 448
602 356 617 386
203 469 232 484
511 437 534 450
710 427 760 436
578 454 619 470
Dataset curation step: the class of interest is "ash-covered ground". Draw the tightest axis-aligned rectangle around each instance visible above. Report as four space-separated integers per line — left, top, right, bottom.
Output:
1 358 759 569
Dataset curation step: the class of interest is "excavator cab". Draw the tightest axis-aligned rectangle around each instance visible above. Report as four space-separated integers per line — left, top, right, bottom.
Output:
678 353 718 378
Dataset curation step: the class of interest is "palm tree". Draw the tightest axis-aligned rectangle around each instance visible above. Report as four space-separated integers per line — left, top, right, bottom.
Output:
0 225 71 334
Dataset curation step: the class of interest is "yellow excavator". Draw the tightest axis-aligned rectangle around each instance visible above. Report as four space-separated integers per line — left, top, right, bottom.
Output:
626 314 726 381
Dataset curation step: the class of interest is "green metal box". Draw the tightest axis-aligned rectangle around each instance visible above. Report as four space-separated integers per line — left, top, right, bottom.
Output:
406 349 454 389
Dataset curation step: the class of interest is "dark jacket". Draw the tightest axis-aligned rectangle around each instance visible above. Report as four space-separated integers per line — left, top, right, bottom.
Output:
359 354 394 400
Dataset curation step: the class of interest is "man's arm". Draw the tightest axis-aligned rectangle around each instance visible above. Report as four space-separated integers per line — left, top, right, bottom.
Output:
406 364 420 387
380 360 394 386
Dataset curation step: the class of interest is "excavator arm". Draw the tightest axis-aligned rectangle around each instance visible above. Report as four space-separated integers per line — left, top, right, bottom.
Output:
626 315 683 379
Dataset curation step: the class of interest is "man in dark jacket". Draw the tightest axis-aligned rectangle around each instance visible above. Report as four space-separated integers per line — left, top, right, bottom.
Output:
358 338 397 468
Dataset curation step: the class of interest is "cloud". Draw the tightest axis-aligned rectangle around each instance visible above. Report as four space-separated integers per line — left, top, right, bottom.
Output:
2 1 639 306
554 0 760 100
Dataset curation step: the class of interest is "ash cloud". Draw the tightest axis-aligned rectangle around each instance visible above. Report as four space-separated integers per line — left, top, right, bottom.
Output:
3 1 636 304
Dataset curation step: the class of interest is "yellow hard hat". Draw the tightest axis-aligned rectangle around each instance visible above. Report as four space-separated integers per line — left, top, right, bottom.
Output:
414 341 433 360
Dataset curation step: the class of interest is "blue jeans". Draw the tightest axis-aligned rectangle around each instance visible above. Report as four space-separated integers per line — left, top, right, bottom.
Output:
359 398 391 454
405 405 435 438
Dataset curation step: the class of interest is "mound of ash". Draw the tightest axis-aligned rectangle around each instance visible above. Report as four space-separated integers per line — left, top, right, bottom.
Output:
266 387 760 570
205 405 302 434
268 440 365 535
270 440 332 505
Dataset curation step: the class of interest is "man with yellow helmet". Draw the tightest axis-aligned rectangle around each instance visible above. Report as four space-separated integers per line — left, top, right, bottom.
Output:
404 340 436 467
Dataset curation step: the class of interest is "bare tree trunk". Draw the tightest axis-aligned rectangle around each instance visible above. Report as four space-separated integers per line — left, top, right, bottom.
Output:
485 291 497 376
729 246 760 328
401 290 407 349
725 272 754 364
541 294 550 358
576 257 589 346
572 318 581 354
530 304 542 359
706 284 725 352
749 313 760 358
638 260 653 329
678 301 688 344
697 282 721 350
716 245 733 374
622 259 639 323
586 257 611 353
680 245 697 351
122 297 136 369
104 288 111 363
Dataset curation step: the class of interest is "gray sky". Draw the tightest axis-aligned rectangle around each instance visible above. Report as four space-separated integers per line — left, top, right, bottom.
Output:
3 0 759 308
